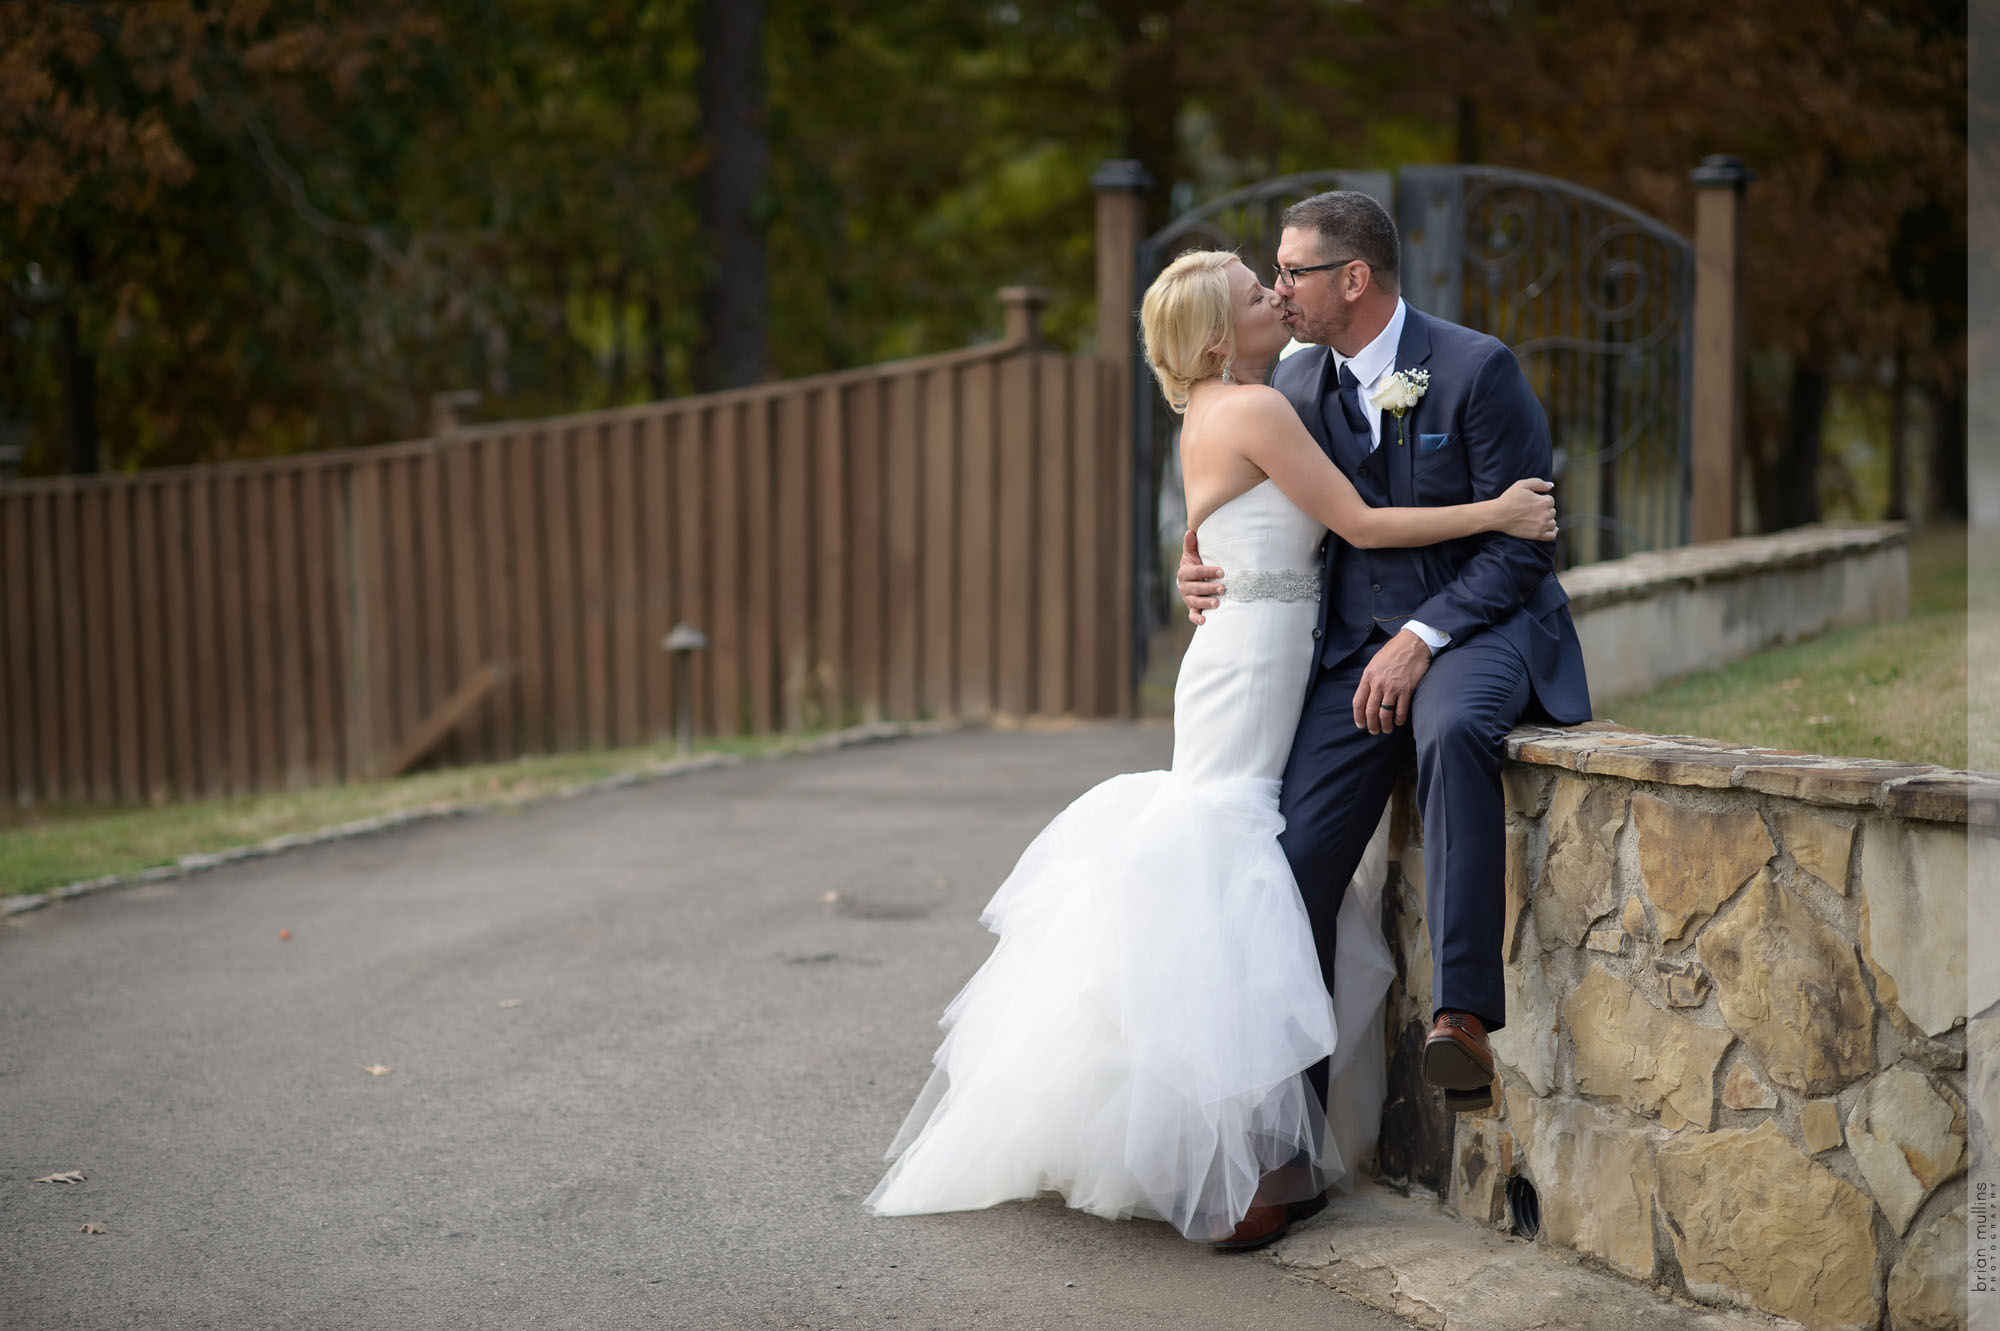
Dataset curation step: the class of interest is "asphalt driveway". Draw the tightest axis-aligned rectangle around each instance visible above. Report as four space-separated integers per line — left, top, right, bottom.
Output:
1 724 1408 1330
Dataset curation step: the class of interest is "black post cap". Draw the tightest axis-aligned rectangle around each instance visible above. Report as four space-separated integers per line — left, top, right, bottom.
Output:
1090 159 1153 192
1690 154 1757 187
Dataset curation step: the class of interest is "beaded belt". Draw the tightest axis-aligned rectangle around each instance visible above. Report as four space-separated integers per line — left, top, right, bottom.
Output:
1228 568 1322 602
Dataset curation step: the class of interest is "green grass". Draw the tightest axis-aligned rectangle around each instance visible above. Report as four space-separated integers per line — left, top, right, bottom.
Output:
1 732 823 897
1141 525 1970 768
1600 525 1968 768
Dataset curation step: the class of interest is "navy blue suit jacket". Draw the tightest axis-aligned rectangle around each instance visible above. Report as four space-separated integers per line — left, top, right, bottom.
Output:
1270 306 1591 725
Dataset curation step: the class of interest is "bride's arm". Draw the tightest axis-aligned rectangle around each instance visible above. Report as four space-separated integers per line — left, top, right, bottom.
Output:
1232 387 1555 548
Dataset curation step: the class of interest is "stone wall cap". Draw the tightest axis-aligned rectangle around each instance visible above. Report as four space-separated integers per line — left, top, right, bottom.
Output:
1557 523 1909 613
1507 724 1995 824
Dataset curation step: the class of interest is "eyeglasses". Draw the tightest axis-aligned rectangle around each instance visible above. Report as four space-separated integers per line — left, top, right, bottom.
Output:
1273 258 1361 289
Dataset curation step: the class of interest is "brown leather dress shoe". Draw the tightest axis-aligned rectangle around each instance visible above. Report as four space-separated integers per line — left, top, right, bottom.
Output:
1205 1159 1329 1252
1207 1191 1328 1252
1209 1199 1292 1251
1424 1011 1495 1092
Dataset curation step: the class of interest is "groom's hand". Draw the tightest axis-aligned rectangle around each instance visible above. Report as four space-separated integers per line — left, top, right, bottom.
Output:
1177 531 1225 626
1354 630 1433 733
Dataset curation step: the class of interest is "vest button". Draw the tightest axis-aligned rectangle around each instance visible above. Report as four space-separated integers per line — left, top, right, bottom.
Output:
1311 628 1323 640
1372 582 1383 593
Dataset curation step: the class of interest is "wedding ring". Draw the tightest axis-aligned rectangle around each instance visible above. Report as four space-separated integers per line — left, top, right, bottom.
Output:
1379 703 1395 711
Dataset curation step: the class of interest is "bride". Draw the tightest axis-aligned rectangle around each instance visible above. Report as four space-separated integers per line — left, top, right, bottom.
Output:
866 249 1557 1248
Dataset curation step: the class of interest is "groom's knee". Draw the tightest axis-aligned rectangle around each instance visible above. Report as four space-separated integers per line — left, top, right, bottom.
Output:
1414 697 1492 761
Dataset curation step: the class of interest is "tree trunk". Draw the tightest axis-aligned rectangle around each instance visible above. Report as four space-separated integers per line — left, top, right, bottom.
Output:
1456 96 1481 164
608 267 630 402
644 291 667 401
60 231 99 474
548 253 574 406
1778 359 1827 529
1105 1 1181 237
1101 3 1183 640
1885 340 1909 521
694 0 768 393
1928 373 1967 521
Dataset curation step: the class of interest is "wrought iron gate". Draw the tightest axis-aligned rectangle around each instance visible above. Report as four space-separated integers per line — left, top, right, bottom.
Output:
1132 165 1695 671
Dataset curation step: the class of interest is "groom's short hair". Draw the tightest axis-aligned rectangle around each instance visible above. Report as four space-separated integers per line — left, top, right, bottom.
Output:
1282 191 1401 295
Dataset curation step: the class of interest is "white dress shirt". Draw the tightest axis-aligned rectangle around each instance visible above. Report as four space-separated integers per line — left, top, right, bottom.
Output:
1328 299 1450 654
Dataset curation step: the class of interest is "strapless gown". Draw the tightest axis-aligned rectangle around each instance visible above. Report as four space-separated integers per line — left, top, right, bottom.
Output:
865 479 1395 1241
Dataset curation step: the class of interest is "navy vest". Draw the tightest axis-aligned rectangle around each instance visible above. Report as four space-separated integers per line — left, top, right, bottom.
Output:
1317 394 1433 668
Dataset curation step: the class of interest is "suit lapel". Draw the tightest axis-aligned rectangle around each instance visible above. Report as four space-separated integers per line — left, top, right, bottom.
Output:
1398 305 1435 375
1282 347 1338 460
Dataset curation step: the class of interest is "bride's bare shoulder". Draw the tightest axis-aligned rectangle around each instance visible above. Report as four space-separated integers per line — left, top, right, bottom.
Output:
1207 383 1294 420
1208 385 1308 445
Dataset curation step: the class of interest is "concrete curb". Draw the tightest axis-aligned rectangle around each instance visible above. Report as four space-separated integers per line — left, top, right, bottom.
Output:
3 719 971 919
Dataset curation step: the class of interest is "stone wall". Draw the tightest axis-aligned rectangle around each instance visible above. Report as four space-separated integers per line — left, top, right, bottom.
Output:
1378 724 1993 1331
1562 524 1909 702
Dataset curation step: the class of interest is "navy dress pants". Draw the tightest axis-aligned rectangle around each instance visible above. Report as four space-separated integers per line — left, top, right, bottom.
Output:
1277 628 1532 1109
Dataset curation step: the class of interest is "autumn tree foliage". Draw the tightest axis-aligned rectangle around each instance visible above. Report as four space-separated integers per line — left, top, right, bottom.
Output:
0 0 1966 524
1462 0 1967 524
1 1 452 472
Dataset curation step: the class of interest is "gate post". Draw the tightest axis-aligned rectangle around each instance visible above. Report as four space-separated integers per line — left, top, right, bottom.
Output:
1092 159 1150 717
1690 155 1754 542
1092 160 1149 372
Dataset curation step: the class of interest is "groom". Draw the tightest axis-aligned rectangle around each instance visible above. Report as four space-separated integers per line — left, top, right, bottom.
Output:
1179 190 1591 1123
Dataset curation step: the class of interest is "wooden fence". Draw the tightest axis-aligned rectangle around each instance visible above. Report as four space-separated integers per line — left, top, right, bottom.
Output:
0 341 1130 808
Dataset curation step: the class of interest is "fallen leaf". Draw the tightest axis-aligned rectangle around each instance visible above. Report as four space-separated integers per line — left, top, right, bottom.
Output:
1806 714 1833 725
497 999 522 1009
33 1171 86 1185
278 929 292 941
362 1065 394 1077
1778 677 1805 690
79 1222 107 1235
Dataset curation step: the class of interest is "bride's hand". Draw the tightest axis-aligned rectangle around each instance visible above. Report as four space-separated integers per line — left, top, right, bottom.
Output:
1491 478 1558 541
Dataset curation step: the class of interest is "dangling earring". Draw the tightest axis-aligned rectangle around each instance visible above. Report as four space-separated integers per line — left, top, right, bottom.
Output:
1220 364 1236 385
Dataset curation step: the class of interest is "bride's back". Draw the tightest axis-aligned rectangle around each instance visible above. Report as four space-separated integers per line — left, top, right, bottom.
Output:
1191 478 1326 580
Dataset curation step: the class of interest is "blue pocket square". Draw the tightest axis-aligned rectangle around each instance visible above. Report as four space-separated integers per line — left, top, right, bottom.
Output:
1419 432 1453 455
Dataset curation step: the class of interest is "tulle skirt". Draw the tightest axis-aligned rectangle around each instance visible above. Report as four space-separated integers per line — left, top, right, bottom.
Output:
866 769 1392 1242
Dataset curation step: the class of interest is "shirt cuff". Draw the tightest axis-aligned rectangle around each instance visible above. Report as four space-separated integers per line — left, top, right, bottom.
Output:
1404 620 1450 654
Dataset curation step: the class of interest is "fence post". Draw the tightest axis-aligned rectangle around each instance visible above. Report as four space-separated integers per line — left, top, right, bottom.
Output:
1092 160 1149 717
1689 155 1754 543
429 390 481 441
998 286 1050 349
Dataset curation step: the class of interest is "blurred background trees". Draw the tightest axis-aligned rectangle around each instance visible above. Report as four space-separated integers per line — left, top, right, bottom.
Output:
0 0 1966 524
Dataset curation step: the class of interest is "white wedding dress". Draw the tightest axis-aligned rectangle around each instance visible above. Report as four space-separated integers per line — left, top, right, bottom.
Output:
866 479 1395 1241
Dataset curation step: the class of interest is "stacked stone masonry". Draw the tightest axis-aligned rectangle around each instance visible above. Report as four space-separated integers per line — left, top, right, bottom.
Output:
1379 722 1992 1331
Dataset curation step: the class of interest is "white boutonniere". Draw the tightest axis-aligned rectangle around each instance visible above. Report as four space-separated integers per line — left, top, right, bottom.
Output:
1369 368 1429 419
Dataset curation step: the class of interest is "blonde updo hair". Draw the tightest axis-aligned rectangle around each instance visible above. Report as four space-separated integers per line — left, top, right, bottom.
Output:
1140 249 1239 414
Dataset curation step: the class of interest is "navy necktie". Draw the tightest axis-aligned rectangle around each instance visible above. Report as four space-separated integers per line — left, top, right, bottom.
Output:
1337 363 1373 450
